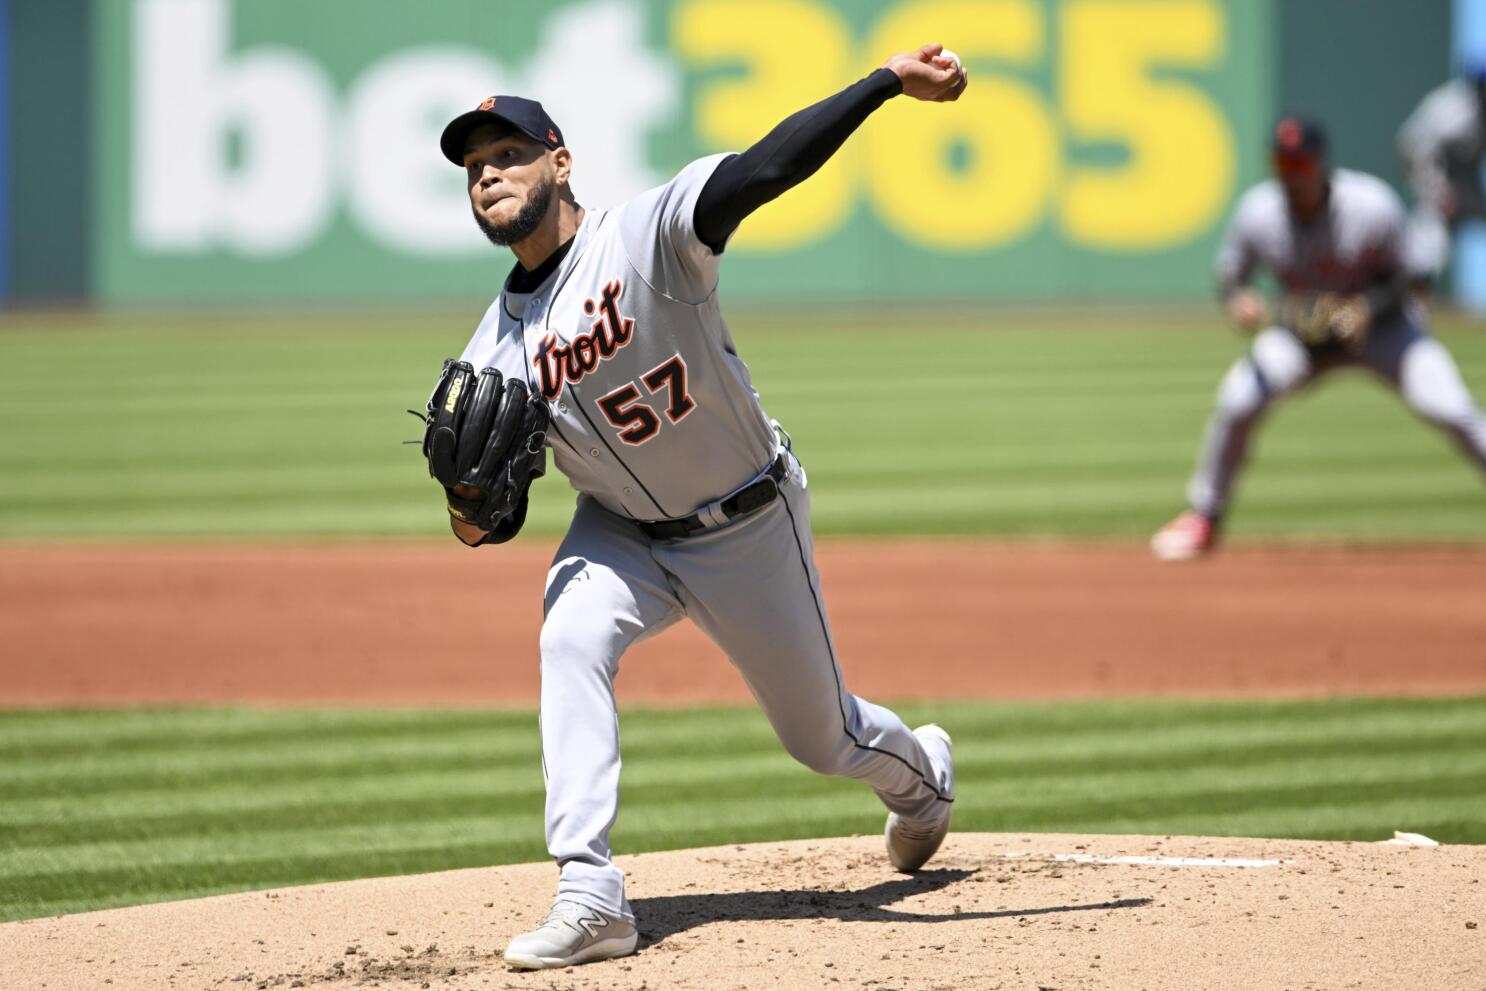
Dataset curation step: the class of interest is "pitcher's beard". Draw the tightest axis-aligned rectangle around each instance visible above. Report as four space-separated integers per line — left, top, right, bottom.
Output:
473 177 555 247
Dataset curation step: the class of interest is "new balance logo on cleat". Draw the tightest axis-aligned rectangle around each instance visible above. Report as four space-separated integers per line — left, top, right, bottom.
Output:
573 907 608 939
503 900 638 970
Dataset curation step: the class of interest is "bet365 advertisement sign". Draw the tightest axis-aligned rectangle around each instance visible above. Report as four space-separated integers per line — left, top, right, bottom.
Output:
96 0 1270 302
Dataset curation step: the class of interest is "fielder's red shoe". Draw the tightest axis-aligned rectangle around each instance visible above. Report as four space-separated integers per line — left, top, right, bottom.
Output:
1150 510 1217 562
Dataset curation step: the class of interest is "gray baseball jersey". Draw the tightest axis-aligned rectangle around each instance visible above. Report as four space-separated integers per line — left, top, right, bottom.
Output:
1215 168 1415 295
1185 169 1486 520
1397 79 1486 273
458 156 954 924
458 154 776 521
1398 79 1486 209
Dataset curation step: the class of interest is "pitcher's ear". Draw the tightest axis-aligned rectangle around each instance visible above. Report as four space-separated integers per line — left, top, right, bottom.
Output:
552 147 573 186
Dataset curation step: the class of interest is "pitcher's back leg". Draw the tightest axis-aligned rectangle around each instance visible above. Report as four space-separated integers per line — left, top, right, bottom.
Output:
655 470 953 828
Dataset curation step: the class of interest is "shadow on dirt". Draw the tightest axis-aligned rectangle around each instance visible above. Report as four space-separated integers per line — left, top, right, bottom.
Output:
630 870 1153 949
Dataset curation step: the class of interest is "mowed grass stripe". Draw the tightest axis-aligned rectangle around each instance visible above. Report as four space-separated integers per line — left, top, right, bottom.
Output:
0 706 534 749
630 776 1486 842
2 695 1477 760
4 713 1479 816
0 722 539 771
5 717 1477 814
9 841 555 923
2 313 1483 539
0 703 788 751
7 787 887 882
5 809 547 879
0 721 789 785
5 697 1481 783
2 697 1485 921
956 767 1486 824
6 739 1482 852
1042 797 1486 842
3 711 1479 805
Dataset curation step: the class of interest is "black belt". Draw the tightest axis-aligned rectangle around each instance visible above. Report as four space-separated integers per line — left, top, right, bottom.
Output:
638 454 789 540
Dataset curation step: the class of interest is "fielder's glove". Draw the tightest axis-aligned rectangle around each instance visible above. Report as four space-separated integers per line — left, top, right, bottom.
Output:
1279 292 1370 354
417 359 550 544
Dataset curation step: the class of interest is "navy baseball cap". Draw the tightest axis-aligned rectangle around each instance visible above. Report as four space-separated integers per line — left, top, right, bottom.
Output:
440 95 565 166
1272 116 1327 158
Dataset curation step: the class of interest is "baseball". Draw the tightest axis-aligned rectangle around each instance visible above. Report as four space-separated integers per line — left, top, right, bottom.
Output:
939 48 962 72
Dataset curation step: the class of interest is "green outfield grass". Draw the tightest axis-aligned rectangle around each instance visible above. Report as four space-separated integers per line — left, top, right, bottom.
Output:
1 696 1483 922
0 306 1482 541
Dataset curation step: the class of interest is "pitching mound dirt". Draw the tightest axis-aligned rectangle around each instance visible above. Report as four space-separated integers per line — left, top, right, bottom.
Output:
5 833 1482 990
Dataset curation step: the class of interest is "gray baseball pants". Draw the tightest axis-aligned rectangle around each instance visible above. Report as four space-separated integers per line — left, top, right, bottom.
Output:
536 450 954 923
1187 309 1486 519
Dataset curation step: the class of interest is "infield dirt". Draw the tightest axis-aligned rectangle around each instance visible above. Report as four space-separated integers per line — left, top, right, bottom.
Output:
3 541 1485 705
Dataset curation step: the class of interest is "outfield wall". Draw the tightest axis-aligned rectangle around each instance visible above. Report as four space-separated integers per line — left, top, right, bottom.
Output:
0 0 1452 304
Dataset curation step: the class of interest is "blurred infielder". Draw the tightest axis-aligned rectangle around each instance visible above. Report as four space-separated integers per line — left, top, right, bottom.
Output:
1397 62 1486 279
1152 117 1486 561
419 45 966 969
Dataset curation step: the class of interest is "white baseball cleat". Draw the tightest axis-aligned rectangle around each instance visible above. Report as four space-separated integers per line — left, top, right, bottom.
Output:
503 899 638 970
884 724 954 873
1150 510 1218 562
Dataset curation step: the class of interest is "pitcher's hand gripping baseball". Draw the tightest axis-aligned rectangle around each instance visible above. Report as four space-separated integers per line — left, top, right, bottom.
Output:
421 359 549 540
883 43 968 102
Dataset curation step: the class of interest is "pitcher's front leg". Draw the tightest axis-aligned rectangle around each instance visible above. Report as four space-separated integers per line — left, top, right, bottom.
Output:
538 503 682 923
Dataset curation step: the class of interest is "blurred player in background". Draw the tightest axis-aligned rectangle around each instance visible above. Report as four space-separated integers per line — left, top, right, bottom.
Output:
1151 117 1486 561
1398 62 1486 283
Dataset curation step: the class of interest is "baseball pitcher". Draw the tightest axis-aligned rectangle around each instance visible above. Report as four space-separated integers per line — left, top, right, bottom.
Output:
1152 117 1486 561
416 45 967 969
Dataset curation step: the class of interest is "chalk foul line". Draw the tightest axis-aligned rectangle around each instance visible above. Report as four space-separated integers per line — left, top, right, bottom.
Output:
998 852 1286 868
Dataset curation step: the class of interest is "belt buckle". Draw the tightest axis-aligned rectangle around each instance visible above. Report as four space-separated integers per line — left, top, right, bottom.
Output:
724 477 778 517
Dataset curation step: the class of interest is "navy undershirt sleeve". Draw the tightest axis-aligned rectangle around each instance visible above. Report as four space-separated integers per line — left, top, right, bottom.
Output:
693 68 903 254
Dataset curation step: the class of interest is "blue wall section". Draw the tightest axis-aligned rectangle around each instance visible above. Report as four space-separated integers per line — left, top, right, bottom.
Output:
1455 0 1486 308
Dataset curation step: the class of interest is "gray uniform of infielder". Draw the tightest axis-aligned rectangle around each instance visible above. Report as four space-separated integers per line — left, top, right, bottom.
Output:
437 46 968 970
1154 158 1486 560
1397 73 1486 275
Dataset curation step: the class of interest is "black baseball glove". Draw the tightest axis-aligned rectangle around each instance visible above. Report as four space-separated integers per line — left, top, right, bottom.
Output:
418 359 550 544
